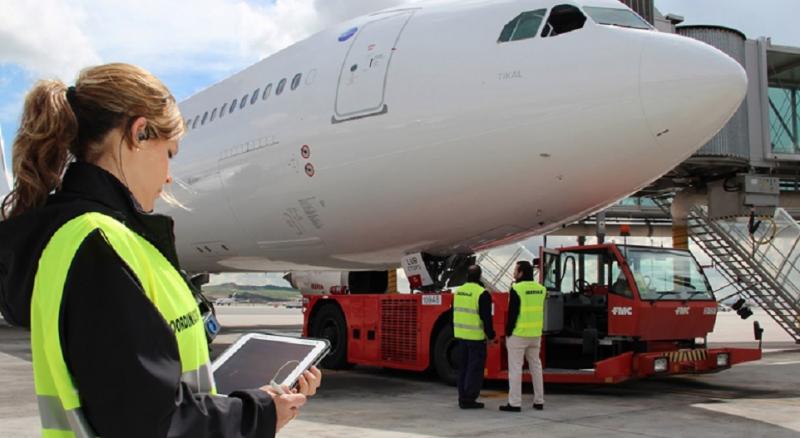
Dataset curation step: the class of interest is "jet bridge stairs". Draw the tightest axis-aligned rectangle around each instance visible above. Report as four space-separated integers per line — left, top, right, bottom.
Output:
653 197 800 343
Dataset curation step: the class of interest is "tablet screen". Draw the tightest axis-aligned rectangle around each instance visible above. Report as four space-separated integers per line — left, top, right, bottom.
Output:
213 334 328 394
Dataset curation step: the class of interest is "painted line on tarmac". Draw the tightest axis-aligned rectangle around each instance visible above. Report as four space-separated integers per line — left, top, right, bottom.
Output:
739 360 800 366
692 398 800 433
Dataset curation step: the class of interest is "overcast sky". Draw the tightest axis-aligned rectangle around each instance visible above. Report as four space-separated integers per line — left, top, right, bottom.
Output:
1 0 796 287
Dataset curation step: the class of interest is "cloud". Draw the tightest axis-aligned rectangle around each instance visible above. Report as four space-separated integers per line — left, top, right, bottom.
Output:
0 0 101 81
311 0 419 28
0 0 420 83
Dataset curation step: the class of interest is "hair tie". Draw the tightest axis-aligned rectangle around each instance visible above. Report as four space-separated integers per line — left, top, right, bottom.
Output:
66 86 77 105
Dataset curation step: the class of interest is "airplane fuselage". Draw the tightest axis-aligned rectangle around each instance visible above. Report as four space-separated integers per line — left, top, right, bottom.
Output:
168 0 746 272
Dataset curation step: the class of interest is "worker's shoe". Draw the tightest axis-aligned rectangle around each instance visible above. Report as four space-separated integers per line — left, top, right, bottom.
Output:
459 401 485 409
533 403 544 411
499 404 521 412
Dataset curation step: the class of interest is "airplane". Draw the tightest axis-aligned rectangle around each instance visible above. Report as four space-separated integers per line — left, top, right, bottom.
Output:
0 125 9 196
3 0 749 291
166 0 747 290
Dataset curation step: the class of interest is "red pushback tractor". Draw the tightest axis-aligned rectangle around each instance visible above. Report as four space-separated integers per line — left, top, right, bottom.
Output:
302 244 762 384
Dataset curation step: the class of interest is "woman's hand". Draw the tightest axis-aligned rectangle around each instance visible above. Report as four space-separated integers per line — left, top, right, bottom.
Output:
295 366 322 397
262 384 306 432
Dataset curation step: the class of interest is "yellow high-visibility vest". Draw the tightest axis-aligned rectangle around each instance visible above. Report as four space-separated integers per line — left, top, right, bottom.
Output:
453 282 487 341
511 281 546 337
31 213 215 437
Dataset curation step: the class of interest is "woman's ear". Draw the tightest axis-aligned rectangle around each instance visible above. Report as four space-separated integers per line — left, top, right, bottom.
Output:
129 116 148 149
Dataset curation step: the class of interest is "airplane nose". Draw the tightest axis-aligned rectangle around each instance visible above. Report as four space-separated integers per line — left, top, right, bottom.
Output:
639 34 747 152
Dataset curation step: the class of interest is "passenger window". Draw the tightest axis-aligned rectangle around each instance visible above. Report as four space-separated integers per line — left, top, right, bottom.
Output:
291 73 302 90
201 111 209 125
262 83 273 100
250 89 260 105
230 98 237 113
276 78 287 95
220 102 228 118
210 108 218 122
192 115 200 129
239 94 248 109
498 9 547 43
541 4 586 37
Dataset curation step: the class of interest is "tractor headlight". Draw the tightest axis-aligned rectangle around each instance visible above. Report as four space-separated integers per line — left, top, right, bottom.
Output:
716 353 730 367
654 357 668 373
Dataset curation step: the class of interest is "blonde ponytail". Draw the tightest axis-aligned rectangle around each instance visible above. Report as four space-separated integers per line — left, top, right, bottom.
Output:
1 81 76 219
1 63 184 219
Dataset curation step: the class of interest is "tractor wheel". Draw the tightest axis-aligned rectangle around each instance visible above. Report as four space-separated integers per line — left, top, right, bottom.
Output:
432 324 458 386
310 305 350 369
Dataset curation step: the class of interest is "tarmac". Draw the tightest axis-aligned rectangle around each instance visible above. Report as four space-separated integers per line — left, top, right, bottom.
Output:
1 306 799 437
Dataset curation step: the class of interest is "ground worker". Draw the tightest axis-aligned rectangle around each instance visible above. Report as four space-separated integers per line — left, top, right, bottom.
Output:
0 63 319 437
500 260 545 412
453 265 495 409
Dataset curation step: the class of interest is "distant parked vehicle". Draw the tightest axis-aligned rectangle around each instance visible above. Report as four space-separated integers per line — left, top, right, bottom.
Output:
215 297 235 306
285 301 303 309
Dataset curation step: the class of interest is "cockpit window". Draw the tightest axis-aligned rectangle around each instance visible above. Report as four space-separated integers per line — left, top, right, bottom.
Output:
498 9 547 43
583 7 652 30
541 4 587 38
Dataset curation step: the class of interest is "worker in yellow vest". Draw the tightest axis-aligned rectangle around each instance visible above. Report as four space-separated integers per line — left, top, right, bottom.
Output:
453 265 495 409
0 64 319 437
500 261 546 412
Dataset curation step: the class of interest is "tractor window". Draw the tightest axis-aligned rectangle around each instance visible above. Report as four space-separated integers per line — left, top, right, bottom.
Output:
609 261 633 298
541 4 587 38
542 253 559 290
498 9 547 43
559 251 604 293
624 248 714 301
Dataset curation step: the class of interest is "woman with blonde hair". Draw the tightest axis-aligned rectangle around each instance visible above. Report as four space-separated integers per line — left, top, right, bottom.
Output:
0 63 319 437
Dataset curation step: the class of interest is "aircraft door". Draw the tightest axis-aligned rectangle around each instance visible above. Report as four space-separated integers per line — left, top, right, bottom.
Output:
333 11 414 123
540 248 563 333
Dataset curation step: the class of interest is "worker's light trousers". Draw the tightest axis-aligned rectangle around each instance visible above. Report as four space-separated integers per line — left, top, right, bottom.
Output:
506 335 544 407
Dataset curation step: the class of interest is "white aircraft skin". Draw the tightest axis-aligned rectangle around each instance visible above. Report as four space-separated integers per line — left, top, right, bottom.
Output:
0 125 10 196
161 0 746 273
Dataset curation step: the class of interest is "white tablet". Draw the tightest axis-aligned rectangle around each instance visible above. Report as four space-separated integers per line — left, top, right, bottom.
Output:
212 333 329 394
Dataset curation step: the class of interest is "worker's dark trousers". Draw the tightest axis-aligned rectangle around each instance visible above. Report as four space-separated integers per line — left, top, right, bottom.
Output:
457 339 487 403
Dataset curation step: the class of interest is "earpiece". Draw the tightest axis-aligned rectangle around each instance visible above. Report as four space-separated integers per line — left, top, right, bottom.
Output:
137 131 147 142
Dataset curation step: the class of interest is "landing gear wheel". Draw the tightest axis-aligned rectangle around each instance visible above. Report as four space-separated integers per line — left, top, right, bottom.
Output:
310 305 350 369
432 324 458 386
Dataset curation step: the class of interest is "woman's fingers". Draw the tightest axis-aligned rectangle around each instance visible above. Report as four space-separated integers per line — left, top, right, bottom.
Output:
273 393 306 432
299 369 320 396
310 366 322 384
297 374 309 395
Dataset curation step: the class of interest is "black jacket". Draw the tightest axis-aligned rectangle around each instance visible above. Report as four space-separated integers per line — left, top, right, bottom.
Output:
506 286 522 337
0 162 277 438
478 291 495 341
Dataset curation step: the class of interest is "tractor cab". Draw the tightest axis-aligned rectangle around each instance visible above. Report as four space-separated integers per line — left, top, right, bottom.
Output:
538 244 719 369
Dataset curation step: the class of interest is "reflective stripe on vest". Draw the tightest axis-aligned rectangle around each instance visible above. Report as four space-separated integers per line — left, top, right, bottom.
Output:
511 281 546 337
31 213 215 437
453 283 486 341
